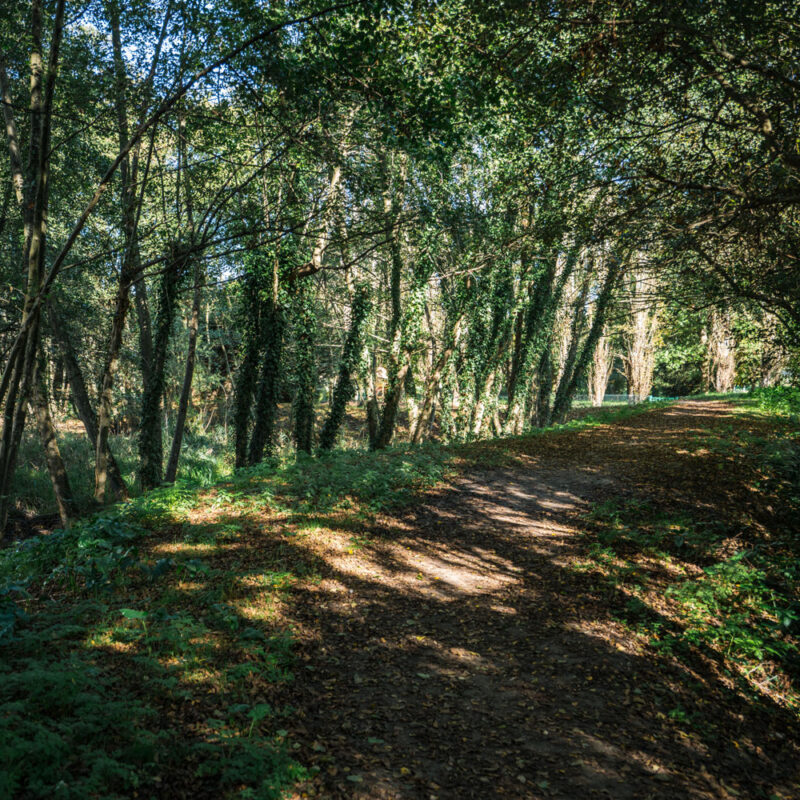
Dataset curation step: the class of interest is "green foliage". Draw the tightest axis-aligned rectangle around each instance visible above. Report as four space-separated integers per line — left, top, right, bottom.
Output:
319 284 370 450
243 441 450 512
0 479 305 798
666 555 796 663
10 427 230 518
0 650 161 799
752 386 800 416
579 489 800 712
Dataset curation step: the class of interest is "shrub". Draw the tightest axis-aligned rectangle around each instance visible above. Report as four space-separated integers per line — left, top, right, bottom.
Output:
752 386 800 415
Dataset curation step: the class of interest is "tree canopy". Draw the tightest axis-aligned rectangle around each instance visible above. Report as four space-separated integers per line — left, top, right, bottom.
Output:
1 0 797 531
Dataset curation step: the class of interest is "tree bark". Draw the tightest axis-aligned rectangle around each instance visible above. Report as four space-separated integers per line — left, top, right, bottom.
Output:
47 305 128 499
0 0 65 534
165 261 202 483
30 356 77 527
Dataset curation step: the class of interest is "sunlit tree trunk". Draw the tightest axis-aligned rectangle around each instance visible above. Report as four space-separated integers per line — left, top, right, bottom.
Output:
707 309 735 393
588 332 614 407
622 266 658 403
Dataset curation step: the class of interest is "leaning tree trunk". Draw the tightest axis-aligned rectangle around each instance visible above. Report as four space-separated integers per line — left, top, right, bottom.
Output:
0 0 65 534
47 304 128 499
138 250 185 489
587 332 614 407
551 256 622 423
410 318 462 444
164 108 200 484
165 258 203 483
319 285 370 450
30 355 77 527
504 248 576 434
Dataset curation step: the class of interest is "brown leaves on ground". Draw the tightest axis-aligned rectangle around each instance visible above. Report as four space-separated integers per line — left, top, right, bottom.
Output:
269 401 800 799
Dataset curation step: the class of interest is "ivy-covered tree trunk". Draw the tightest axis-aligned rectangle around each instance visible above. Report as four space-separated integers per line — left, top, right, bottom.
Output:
533 347 555 428
549 275 592 423
292 278 317 454
247 303 284 464
504 247 576 434
372 155 408 450
133 278 154 395
233 273 263 469
138 251 185 489
551 256 623 422
410 317 462 444
319 285 369 450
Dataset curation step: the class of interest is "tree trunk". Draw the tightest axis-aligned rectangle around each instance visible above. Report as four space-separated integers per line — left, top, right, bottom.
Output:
707 309 735 394
165 260 202 483
96 0 149 501
133 277 154 393
552 256 622 422
319 285 370 450
292 278 316 454
138 251 184 489
0 0 65 533
48 305 128 499
30 356 77 527
247 304 284 464
410 320 461 444
623 266 658 403
371 151 411 450
588 333 614 407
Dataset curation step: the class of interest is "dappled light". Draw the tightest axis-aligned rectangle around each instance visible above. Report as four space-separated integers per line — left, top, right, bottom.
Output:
1 0 799 793
1 401 799 796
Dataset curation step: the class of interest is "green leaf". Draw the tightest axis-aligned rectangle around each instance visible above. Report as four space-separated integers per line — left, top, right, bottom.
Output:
120 608 147 620
247 703 273 722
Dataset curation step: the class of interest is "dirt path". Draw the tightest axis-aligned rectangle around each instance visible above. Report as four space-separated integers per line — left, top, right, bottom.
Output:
282 402 799 799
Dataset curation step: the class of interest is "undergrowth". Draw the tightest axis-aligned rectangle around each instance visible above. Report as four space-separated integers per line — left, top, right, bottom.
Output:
10 426 231 517
574 409 800 716
751 385 800 416
0 399 672 797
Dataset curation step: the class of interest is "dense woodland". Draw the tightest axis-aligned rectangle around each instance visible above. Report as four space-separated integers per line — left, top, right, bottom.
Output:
2 2 800 798
1 0 798 531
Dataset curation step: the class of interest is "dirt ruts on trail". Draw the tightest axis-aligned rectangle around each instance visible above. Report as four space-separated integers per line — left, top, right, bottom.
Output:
280 402 799 799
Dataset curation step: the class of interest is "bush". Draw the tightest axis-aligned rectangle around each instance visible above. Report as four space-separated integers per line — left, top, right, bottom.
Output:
752 386 800 415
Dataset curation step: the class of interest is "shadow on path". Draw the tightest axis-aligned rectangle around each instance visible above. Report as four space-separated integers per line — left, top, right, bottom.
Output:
277 402 800 799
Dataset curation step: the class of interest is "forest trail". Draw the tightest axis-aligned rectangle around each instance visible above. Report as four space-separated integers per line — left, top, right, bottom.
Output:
279 401 799 799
